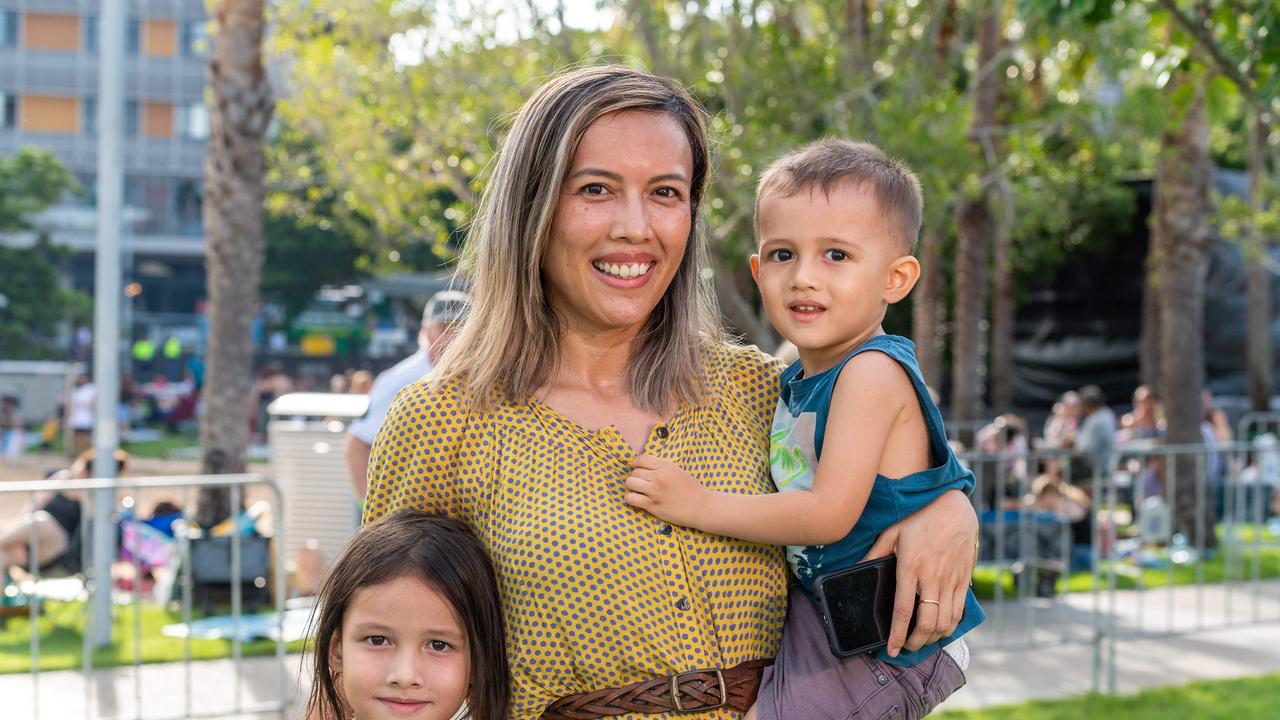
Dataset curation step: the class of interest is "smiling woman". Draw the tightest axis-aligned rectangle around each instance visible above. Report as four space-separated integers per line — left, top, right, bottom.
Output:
362 64 980 720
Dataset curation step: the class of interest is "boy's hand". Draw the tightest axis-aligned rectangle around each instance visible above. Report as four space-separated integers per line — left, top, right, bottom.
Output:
624 453 708 529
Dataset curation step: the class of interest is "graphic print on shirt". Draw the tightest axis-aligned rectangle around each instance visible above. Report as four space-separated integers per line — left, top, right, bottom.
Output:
769 403 822 583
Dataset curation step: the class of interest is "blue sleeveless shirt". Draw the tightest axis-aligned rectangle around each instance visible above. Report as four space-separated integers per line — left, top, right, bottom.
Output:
771 334 985 665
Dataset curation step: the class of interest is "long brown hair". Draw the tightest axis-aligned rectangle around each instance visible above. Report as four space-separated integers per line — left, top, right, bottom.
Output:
305 511 509 720
434 64 724 414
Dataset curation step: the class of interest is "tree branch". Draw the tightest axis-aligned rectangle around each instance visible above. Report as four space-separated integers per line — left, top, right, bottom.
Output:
1153 0 1266 116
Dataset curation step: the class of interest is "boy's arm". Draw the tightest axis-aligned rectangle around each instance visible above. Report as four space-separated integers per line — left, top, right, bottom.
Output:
625 352 911 546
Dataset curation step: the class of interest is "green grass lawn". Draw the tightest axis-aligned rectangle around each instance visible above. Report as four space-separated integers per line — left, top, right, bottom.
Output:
935 672 1280 719
973 526 1280 600
36 430 200 461
0 600 306 674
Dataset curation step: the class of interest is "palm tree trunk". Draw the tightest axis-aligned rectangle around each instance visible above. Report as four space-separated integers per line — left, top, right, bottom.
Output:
1246 111 1272 413
912 226 945 390
948 0 1001 437
196 0 274 528
1140 247 1162 390
990 186 1013 412
1153 74 1214 549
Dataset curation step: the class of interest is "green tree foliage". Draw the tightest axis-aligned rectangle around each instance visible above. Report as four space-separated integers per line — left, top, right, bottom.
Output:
269 1 1211 399
0 148 91 359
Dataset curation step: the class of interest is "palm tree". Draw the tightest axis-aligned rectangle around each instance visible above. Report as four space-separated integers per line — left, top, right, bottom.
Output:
196 0 274 527
1152 73 1215 549
949 0 1002 437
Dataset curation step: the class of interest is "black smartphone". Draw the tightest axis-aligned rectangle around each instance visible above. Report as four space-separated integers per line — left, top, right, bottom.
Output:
812 554 898 658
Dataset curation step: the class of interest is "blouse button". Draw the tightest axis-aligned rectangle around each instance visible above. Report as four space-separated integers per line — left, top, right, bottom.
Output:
675 597 689 611
659 524 673 536
654 425 669 439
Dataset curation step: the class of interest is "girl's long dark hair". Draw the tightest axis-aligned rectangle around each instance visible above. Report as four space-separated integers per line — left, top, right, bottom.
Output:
305 511 509 720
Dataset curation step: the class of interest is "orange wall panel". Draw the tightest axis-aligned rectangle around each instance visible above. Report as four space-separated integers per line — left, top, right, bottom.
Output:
143 102 173 138
23 13 80 51
143 20 176 58
19 96 79 134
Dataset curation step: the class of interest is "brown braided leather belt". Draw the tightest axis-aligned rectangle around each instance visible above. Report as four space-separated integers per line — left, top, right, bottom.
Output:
541 659 772 719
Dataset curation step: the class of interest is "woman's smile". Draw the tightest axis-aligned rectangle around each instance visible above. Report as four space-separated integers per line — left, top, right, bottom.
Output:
591 252 658 287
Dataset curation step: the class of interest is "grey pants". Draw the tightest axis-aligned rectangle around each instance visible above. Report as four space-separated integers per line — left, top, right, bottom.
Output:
755 586 966 720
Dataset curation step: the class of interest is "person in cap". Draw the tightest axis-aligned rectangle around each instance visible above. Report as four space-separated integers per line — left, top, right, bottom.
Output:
345 290 469 498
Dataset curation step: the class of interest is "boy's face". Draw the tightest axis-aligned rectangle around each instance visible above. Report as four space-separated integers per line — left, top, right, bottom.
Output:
751 183 919 374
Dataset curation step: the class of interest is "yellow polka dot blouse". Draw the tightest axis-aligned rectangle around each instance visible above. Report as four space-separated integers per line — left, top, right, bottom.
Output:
363 342 788 720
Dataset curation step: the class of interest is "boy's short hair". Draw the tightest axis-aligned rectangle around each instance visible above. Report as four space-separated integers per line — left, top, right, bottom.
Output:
755 138 923 254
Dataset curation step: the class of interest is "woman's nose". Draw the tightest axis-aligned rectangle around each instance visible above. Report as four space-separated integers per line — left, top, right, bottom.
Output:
610 193 652 243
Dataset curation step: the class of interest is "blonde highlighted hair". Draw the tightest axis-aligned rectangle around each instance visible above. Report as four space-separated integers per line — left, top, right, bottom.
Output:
434 65 724 413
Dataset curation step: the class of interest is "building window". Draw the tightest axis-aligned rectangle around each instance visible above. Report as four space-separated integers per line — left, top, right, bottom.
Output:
82 96 96 134
127 18 139 55
181 19 210 57
83 15 97 52
19 95 79 134
22 13 80 52
126 100 139 136
1 93 16 128
142 19 176 58
177 102 209 140
175 179 203 235
0 11 18 48
143 101 173 138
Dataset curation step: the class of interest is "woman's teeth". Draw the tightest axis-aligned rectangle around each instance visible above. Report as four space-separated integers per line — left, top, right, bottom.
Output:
593 261 651 278
792 304 822 312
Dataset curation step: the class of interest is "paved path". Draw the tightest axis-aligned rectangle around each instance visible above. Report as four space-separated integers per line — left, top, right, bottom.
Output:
3 581 1280 719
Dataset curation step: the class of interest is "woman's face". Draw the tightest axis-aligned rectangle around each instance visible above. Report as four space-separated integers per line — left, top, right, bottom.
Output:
543 109 694 336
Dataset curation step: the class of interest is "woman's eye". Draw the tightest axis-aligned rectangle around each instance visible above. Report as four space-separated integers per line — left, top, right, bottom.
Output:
582 183 607 196
825 249 848 261
654 186 682 199
365 636 390 647
768 249 793 262
429 640 452 652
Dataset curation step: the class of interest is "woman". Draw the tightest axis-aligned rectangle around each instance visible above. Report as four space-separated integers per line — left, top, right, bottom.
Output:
0 449 129 575
364 65 978 720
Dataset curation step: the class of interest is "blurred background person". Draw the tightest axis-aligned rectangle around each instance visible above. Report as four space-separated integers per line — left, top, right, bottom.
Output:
1071 385 1116 482
1 395 23 464
1118 384 1164 443
0 449 129 576
1042 390 1081 449
345 290 469 498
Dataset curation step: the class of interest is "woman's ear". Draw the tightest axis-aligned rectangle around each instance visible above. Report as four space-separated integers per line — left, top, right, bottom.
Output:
884 255 921 304
328 631 343 675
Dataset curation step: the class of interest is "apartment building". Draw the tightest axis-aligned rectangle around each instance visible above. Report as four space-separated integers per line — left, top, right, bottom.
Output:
0 0 211 342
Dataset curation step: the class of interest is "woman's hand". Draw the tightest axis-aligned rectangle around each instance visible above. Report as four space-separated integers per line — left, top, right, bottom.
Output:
861 489 977 657
624 454 710 530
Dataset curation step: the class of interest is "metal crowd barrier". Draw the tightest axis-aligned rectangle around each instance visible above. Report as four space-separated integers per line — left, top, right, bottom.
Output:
959 440 1280 693
1239 410 1280 442
1 473 288 720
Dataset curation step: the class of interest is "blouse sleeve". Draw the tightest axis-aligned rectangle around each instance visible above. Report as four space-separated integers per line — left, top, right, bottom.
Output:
362 377 493 526
724 343 783 443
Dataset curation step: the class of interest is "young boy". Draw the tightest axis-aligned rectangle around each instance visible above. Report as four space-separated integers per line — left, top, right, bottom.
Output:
625 139 984 720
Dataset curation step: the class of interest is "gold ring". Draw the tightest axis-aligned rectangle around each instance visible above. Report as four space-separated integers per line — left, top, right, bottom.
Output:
918 599 941 606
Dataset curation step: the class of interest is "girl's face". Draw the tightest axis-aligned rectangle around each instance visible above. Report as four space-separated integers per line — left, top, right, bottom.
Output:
542 109 694 337
330 575 470 720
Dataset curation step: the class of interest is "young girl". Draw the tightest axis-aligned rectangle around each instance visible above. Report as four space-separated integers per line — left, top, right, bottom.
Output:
306 511 509 720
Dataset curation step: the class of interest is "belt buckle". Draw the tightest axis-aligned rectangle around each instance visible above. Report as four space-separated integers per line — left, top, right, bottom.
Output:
670 668 726 713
